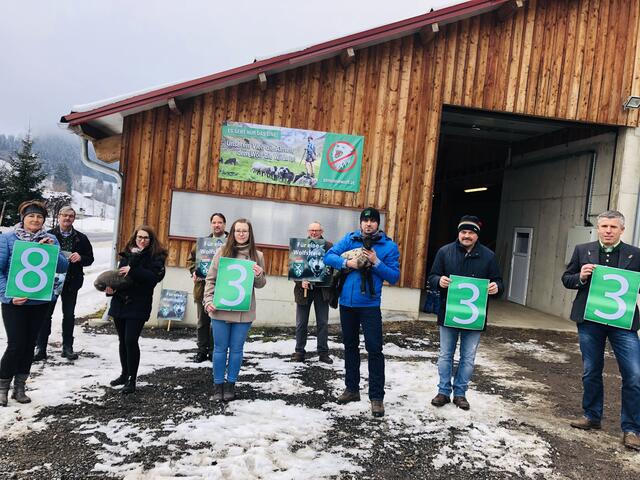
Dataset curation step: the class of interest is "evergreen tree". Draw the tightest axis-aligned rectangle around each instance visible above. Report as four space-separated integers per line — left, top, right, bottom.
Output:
2 133 47 226
0 164 9 225
53 162 73 192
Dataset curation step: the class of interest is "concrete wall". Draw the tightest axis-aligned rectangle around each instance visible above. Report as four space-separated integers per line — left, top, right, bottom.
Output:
610 127 640 245
496 133 616 319
146 267 421 329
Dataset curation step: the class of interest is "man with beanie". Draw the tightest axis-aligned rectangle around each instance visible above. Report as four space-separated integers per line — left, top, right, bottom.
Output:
428 215 503 410
35 206 94 361
325 207 400 418
186 213 227 363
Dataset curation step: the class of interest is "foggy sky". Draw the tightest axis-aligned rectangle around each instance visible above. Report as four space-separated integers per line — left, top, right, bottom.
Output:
0 0 456 137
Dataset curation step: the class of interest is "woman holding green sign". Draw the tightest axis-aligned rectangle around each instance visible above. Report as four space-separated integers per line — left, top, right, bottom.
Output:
0 200 68 406
105 225 167 395
203 219 266 402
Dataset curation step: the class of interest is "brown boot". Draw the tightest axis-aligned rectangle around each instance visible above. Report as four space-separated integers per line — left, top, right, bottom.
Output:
569 416 601 430
431 393 450 407
11 374 31 404
371 400 385 417
318 353 333 364
336 389 360 404
453 396 470 410
291 352 305 362
623 432 640 451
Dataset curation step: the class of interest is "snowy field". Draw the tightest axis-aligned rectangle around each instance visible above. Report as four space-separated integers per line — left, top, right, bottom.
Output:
1 244 640 478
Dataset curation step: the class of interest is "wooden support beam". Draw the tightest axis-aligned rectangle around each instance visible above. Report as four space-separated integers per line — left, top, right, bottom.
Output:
497 0 524 22
167 97 182 115
92 134 122 163
340 47 356 67
258 72 267 91
418 23 439 46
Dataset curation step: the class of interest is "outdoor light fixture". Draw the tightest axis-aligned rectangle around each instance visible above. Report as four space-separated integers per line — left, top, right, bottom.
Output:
623 96 640 109
464 187 488 193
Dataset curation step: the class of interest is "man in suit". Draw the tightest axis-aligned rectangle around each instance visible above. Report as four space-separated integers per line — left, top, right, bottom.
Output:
562 210 640 451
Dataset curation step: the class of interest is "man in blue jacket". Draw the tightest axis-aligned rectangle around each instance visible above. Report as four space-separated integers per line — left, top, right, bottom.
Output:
428 215 503 411
325 207 400 417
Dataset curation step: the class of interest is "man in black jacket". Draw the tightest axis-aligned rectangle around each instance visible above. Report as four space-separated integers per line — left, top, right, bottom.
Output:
34 206 94 361
428 215 503 410
562 210 640 451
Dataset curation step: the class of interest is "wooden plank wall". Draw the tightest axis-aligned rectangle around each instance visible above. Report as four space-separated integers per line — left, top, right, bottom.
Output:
117 0 640 289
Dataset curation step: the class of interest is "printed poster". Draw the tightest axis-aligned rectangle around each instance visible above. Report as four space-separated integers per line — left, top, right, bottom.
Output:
218 121 364 192
288 238 332 285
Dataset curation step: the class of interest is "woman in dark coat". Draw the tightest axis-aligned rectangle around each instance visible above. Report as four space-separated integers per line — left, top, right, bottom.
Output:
0 200 68 406
105 225 166 394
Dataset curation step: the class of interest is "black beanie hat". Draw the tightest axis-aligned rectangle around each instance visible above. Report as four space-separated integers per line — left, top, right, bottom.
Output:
360 207 380 224
458 215 482 234
20 201 48 220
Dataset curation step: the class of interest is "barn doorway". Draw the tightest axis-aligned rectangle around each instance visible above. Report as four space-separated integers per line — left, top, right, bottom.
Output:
424 106 616 315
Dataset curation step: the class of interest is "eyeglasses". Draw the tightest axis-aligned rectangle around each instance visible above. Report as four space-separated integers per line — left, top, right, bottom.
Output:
308 229 323 233
60 214 75 218
136 235 150 240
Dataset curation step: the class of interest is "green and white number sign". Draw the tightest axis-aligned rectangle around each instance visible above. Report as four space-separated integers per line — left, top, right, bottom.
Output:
213 257 256 311
6 240 60 301
584 265 640 330
444 275 490 330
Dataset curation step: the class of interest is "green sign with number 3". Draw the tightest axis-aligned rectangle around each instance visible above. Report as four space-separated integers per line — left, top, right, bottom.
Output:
444 275 490 331
584 265 640 330
6 240 60 301
213 257 256 311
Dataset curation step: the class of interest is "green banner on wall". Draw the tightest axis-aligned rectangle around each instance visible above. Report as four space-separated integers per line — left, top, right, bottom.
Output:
219 121 364 192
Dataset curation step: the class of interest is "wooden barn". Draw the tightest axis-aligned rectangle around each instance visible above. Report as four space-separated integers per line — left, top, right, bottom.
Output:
62 0 640 324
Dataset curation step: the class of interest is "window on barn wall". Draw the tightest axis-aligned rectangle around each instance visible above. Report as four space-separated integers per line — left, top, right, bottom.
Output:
169 191 385 247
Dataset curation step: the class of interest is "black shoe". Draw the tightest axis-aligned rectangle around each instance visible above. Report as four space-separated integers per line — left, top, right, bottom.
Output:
193 351 208 363
110 374 128 387
33 346 47 362
62 345 79 361
223 382 236 402
212 383 224 402
121 378 136 395
318 353 333 364
291 352 305 362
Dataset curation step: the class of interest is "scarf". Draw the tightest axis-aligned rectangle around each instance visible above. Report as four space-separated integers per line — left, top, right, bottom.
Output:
14 222 50 243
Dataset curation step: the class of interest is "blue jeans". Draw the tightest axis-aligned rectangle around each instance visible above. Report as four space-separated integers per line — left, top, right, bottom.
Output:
437 326 482 397
578 321 640 433
211 320 252 385
339 306 384 400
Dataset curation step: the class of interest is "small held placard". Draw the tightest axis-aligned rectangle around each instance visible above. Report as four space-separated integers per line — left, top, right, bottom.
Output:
443 275 490 331
6 240 60 301
584 265 640 330
213 257 256 311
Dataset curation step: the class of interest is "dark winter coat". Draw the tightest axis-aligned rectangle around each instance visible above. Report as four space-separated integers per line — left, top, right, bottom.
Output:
562 241 640 331
294 239 335 306
108 248 167 321
428 240 504 328
48 226 94 292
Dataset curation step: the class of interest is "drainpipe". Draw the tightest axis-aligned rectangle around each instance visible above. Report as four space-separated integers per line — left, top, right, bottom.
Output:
634 180 640 247
78 138 122 268
76 136 123 323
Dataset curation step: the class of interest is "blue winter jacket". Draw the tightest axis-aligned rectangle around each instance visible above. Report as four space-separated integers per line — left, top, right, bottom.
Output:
0 231 69 305
325 230 400 307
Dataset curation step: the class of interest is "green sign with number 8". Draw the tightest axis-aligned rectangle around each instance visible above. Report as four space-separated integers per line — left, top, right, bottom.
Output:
213 257 256 311
444 275 490 331
584 265 640 330
6 240 60 301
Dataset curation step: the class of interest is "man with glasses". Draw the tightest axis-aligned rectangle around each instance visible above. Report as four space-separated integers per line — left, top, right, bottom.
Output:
292 222 335 364
187 213 227 363
34 206 94 361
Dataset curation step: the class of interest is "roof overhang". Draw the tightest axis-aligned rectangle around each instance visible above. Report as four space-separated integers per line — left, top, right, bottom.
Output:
60 0 511 138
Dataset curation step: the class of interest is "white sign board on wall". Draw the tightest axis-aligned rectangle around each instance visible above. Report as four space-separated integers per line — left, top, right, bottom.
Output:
169 190 385 247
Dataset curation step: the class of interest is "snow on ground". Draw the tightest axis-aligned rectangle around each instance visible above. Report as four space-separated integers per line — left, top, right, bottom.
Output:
0 244 558 478
71 189 116 218
73 216 115 233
